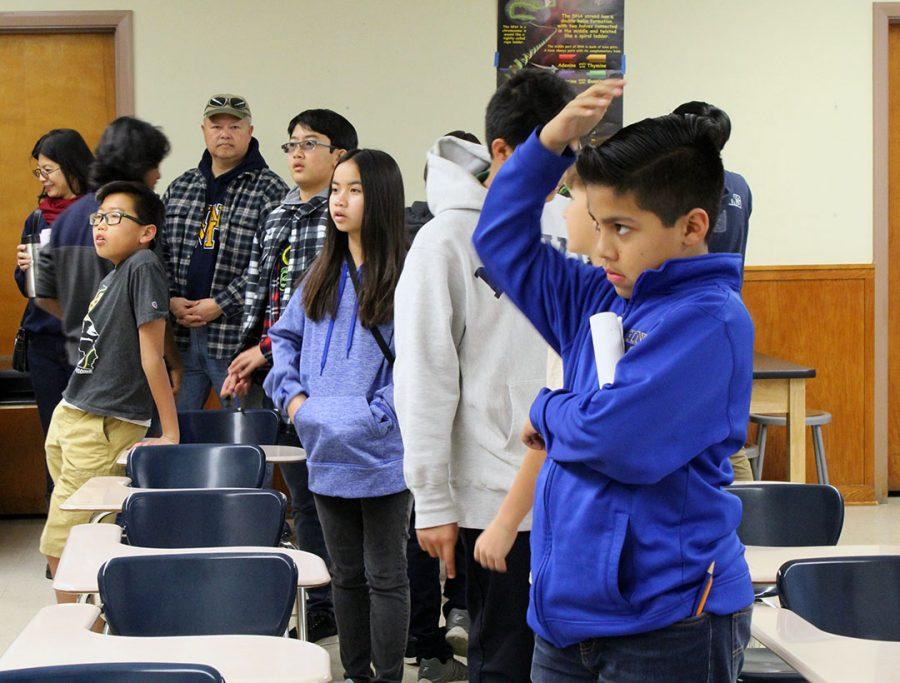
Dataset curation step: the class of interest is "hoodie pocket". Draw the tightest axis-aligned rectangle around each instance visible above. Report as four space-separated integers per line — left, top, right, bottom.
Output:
604 512 635 609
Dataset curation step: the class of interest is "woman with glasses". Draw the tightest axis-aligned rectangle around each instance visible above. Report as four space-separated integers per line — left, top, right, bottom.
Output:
14 129 94 458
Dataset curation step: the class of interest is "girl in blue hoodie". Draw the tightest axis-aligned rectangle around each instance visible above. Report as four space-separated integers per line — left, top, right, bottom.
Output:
264 149 409 682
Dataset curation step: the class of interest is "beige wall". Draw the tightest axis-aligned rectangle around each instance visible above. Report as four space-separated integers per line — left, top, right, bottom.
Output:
4 0 874 266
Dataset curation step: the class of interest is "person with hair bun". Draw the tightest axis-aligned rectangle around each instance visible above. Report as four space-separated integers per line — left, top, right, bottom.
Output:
35 117 171 376
673 101 752 262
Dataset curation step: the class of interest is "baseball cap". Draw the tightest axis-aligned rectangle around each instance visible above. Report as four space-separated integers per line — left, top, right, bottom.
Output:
203 94 251 120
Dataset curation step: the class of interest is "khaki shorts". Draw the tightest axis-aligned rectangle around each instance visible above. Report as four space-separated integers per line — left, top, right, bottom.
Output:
39 404 147 558
729 448 754 482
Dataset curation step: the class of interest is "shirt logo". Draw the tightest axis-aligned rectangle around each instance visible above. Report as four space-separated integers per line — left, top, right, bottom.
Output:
198 204 223 249
728 193 742 209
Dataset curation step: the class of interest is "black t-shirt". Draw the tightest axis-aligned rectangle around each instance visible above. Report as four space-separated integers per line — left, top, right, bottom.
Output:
63 248 169 422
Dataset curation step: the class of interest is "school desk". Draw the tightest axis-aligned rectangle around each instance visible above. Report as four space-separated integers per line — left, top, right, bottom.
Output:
0 604 331 683
750 604 900 683
751 353 816 483
744 544 900 583
53 523 330 595
53 523 330 640
116 444 307 466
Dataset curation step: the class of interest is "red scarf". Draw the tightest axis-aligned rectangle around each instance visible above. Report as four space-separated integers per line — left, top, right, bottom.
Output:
38 195 80 225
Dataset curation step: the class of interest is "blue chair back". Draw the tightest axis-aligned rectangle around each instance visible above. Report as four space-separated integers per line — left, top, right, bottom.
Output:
122 489 286 548
727 483 843 546
778 555 900 641
98 552 297 636
177 409 279 445
126 444 265 489
0 662 224 682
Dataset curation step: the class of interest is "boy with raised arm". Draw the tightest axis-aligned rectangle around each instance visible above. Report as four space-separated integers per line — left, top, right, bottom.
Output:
472 81 754 681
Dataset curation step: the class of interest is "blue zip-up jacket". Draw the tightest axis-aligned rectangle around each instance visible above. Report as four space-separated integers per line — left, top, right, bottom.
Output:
263 262 406 499
472 130 755 647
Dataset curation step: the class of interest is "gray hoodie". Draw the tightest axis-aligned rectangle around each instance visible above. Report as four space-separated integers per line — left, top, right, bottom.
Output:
395 135 563 530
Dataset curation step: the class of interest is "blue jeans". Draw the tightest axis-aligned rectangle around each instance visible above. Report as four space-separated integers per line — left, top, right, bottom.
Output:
531 605 753 683
175 327 231 411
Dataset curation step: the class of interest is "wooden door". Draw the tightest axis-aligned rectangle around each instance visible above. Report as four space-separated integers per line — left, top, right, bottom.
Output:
0 31 116 514
888 24 900 492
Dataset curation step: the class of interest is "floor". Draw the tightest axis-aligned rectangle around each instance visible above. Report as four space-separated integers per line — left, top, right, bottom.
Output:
1 498 898 679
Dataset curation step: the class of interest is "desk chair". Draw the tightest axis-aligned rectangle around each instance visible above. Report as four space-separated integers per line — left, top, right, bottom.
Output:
728 483 844 547
126 445 265 489
0 662 224 682
731 483 844 682
121 489 286 548
98 553 296 637
177 409 279 446
778 556 900 641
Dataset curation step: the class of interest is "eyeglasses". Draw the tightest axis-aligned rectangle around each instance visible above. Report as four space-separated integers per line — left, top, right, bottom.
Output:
281 139 337 154
32 167 61 180
208 96 247 110
89 211 144 227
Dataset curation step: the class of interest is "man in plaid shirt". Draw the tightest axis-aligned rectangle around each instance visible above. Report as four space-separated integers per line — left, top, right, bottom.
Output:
221 109 358 643
159 94 288 408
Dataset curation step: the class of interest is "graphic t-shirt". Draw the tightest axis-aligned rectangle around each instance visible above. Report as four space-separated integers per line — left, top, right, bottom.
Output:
184 141 268 300
259 242 291 357
63 248 170 422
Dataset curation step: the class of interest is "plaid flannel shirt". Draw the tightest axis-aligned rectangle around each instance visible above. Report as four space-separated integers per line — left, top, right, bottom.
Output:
239 188 328 361
160 165 288 359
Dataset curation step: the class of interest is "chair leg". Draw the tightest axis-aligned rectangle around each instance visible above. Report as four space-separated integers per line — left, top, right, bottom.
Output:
296 588 307 641
812 425 829 485
753 424 768 480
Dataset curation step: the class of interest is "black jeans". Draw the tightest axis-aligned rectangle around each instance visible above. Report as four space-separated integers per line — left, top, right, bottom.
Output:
531 605 754 682
277 424 332 615
26 333 72 497
315 490 413 683
406 509 467 661
460 527 534 682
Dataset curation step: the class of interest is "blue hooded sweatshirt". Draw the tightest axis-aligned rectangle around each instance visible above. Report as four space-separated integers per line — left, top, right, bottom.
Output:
263 262 406 499
472 130 755 647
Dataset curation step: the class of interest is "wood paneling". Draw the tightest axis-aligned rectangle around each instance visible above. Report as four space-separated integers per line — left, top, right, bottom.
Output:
743 266 875 503
888 24 900 491
0 406 48 514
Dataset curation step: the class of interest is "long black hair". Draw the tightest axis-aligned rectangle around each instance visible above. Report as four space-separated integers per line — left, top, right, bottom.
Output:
303 148 406 327
90 116 170 188
31 129 94 197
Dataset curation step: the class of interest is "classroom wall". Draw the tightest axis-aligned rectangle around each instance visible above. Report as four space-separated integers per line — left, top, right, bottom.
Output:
3 0 874 266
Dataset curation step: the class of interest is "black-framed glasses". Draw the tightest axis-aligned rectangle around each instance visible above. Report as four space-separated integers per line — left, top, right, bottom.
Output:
32 167 61 180
89 211 144 227
208 96 247 110
281 139 337 154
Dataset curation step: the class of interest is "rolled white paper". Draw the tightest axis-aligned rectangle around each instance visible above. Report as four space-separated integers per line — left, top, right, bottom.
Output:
589 311 624 388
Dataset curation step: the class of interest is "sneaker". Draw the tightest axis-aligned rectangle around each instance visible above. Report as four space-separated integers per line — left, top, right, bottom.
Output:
405 637 418 665
307 611 338 643
418 656 468 682
444 608 469 657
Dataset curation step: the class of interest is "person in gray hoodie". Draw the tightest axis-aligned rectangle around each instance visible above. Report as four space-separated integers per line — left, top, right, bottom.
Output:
394 69 575 682
264 148 410 683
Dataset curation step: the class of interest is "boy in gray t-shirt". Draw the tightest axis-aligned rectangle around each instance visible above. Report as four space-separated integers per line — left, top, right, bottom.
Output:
40 181 179 599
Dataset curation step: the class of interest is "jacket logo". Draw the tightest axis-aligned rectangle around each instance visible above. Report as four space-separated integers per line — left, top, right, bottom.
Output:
624 328 646 350
728 193 742 209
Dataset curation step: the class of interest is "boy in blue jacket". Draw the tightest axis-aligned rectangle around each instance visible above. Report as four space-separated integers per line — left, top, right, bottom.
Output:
472 81 755 682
